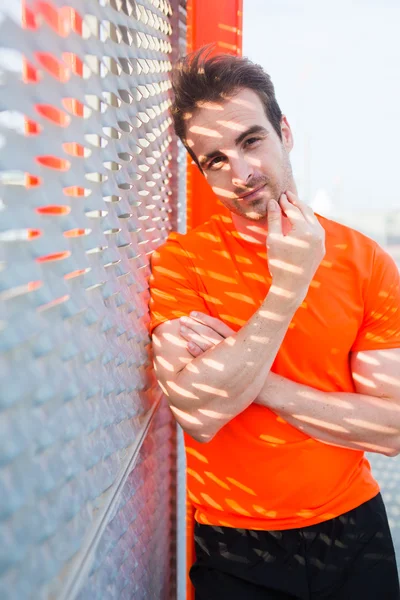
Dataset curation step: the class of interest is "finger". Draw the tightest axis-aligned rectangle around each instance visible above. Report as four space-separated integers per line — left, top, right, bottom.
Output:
189 312 235 338
180 325 215 351
267 198 283 236
285 191 318 225
187 341 204 357
180 316 224 345
279 193 304 223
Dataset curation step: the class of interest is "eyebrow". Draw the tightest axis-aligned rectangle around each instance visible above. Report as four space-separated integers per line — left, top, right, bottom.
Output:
199 125 268 166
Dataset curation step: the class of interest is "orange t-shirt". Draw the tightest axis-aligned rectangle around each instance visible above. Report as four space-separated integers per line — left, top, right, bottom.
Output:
149 213 400 530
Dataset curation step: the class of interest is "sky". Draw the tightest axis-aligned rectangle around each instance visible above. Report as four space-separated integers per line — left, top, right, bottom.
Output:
243 0 400 221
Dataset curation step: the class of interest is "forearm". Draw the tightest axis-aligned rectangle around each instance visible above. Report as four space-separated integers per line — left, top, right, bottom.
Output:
255 373 400 456
169 293 301 441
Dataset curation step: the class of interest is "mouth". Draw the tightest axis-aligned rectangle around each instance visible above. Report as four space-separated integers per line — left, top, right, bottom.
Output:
237 183 267 201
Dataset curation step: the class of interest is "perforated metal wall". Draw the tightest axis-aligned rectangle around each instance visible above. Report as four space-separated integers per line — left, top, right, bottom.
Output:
0 0 186 598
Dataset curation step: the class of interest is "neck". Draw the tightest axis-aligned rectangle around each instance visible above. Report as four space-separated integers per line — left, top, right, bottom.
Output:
231 181 298 245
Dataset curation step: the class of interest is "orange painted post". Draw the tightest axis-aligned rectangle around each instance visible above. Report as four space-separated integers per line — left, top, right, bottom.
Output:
185 3 243 597
186 0 243 232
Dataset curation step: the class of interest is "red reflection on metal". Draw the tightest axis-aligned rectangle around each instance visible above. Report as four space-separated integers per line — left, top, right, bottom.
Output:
63 229 86 238
35 156 71 170
25 175 42 187
62 53 84 77
27 280 43 291
36 205 71 215
63 186 85 197
35 52 71 82
33 1 71 36
27 229 42 239
35 104 70 127
64 269 87 280
36 251 71 263
62 98 84 117
62 142 84 157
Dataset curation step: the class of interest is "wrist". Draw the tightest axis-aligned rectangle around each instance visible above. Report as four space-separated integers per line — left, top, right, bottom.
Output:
264 280 306 312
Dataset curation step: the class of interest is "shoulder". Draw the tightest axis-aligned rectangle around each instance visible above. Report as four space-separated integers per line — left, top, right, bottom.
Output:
317 214 399 286
317 214 380 261
152 214 227 263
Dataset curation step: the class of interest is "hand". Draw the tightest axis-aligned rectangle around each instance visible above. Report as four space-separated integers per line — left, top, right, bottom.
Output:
179 312 235 357
267 190 325 301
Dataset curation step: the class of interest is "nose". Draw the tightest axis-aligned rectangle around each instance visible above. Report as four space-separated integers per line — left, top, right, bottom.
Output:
230 157 253 188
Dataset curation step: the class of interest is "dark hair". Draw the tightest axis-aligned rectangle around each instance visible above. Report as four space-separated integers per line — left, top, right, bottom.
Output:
171 46 283 168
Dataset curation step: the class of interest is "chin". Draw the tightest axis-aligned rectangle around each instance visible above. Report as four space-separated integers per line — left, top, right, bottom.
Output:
242 209 268 221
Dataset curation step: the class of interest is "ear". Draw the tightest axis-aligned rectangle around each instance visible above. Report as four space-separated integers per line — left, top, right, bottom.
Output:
280 116 294 153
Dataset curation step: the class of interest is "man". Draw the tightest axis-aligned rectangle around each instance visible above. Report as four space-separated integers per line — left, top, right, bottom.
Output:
149 47 400 599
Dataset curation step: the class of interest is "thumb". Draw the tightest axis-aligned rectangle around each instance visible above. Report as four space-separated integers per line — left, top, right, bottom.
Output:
267 199 282 233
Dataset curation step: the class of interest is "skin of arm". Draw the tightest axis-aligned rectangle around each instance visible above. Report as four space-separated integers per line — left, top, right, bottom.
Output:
179 314 400 456
153 293 301 443
152 193 325 442
254 353 400 457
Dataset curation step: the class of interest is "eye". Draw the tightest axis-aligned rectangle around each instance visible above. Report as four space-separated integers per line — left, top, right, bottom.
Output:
244 136 262 147
208 156 225 170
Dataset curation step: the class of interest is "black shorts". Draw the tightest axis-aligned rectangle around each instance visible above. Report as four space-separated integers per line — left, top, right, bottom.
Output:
190 493 399 599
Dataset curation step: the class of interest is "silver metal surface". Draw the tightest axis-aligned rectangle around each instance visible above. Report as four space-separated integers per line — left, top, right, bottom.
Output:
0 0 186 598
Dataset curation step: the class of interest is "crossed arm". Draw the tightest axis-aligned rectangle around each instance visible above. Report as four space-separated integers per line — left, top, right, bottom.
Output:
153 312 400 456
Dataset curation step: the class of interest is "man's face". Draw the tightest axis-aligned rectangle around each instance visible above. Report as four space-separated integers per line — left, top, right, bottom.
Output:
186 88 294 222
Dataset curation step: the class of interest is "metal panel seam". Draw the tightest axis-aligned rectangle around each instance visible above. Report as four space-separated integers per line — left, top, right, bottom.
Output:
60 393 163 600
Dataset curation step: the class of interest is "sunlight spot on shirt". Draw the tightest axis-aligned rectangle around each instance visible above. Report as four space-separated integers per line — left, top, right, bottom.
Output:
186 447 209 463
196 232 221 242
153 265 185 279
225 499 252 516
187 468 205 484
226 478 257 496
204 472 231 490
188 490 200 504
259 434 286 445
253 505 277 518
296 510 315 519
236 255 252 264
243 272 267 283
201 493 224 511
225 291 255 305
207 271 238 284
199 293 223 305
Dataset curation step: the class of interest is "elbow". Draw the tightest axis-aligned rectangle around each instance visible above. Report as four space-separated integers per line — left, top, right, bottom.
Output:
384 447 400 458
383 436 400 457
182 423 219 444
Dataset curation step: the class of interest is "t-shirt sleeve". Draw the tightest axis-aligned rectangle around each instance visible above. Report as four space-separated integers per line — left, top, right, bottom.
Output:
352 245 400 352
149 235 208 335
